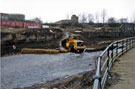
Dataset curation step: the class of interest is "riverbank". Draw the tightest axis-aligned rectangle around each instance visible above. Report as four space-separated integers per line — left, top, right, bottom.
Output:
1 27 63 56
1 27 125 57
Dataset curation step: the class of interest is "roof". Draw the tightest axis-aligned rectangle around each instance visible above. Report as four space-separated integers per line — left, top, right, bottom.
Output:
74 40 83 43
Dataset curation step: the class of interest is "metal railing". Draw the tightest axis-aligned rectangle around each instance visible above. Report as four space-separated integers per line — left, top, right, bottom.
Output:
92 37 135 89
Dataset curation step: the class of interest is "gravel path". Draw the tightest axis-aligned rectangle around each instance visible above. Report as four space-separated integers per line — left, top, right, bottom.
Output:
109 47 135 89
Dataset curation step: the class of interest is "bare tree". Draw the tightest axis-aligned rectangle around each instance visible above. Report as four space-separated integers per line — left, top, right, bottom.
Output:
108 17 117 23
95 12 99 23
32 17 43 24
119 18 128 23
134 20 135 23
87 14 94 23
132 11 135 23
101 9 107 23
79 13 87 23
66 14 70 20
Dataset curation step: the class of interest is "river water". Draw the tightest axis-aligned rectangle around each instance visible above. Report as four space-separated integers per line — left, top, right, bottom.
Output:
1 52 101 89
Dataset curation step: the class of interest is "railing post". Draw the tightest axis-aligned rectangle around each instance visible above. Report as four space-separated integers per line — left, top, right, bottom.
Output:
129 39 131 49
107 48 112 74
130 38 133 49
133 38 135 48
122 40 124 54
126 39 128 51
116 42 118 56
93 56 102 89
133 38 135 47
128 39 130 49
107 49 110 68
130 38 132 48
128 39 129 50
111 44 114 62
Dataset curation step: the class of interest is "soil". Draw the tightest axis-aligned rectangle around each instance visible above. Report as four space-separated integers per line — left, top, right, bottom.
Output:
1 27 126 57
1 28 63 56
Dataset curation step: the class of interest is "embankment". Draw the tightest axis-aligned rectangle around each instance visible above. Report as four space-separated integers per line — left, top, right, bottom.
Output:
1 28 63 56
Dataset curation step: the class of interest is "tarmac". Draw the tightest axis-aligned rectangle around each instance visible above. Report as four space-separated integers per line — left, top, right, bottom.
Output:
108 47 135 89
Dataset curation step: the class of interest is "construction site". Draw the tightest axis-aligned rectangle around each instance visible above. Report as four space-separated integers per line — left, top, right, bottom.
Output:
1 12 135 89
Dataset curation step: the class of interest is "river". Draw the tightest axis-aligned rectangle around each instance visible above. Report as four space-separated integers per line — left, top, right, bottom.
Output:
1 51 101 89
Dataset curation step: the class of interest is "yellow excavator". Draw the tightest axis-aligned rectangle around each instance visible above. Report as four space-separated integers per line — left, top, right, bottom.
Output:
66 34 86 53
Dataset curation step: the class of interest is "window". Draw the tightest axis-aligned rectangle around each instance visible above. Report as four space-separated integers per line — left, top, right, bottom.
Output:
77 42 84 46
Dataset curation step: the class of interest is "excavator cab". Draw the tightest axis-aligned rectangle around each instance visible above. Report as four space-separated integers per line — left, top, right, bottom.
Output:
66 34 86 53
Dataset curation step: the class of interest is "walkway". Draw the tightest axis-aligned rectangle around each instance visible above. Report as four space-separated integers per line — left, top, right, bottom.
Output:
109 47 135 89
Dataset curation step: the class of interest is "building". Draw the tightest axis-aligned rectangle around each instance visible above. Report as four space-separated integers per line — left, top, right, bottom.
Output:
55 20 72 25
0 13 9 21
9 14 25 21
0 13 41 28
55 15 79 25
71 15 78 23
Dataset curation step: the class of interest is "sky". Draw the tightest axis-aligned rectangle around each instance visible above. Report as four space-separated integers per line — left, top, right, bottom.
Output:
0 0 135 23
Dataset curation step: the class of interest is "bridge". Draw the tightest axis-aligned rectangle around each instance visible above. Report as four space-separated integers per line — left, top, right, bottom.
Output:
92 37 135 89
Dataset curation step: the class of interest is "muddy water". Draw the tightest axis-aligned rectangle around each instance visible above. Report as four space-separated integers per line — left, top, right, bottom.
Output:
1 52 101 89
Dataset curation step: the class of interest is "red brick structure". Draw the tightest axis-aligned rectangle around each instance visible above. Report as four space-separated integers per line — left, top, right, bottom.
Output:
0 13 42 28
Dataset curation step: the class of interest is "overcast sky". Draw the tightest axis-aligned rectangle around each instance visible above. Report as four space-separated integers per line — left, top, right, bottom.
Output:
0 0 135 22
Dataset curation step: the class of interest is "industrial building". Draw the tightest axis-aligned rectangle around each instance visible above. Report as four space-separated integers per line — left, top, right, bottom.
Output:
0 13 42 28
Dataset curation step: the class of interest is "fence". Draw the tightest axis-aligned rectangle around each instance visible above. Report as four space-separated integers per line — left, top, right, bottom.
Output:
92 37 135 89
